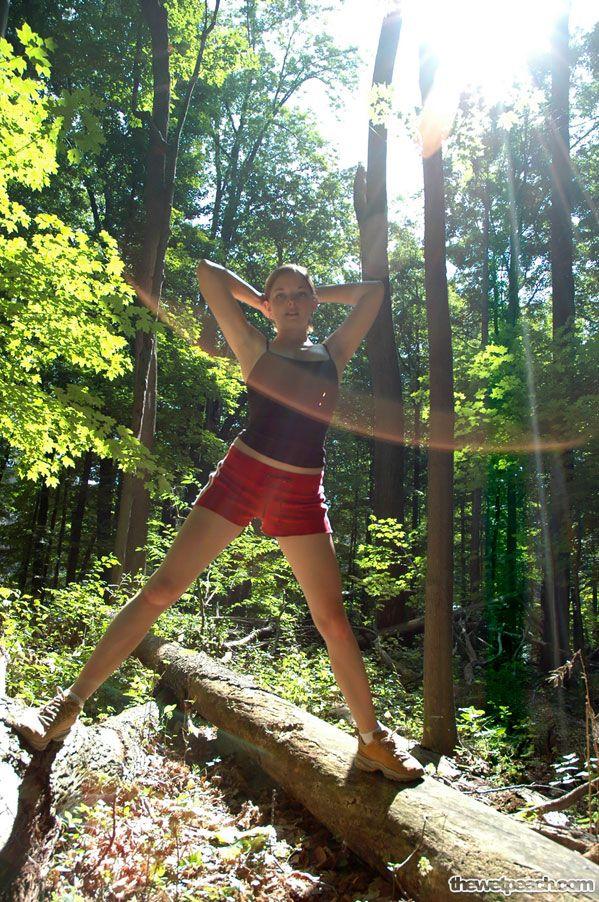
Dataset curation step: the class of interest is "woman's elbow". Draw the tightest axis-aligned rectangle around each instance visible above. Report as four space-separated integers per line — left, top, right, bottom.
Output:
196 258 217 288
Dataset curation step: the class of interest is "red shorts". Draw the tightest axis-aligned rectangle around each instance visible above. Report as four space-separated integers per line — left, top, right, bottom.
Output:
192 444 332 537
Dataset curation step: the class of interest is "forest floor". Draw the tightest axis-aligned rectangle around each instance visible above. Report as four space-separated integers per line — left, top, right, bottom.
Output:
42 706 597 902
44 719 407 901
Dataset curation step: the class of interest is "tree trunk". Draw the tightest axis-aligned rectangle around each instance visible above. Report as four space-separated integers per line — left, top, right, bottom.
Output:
592 578 598 649
112 0 219 582
17 489 40 594
39 482 61 596
549 12 575 338
111 0 169 583
412 401 422 530
96 455 114 582
504 464 521 659
77 528 97 581
51 479 70 589
570 517 585 655
470 487 483 604
481 182 490 346
459 493 466 604
130 633 599 901
123 338 157 576
65 450 93 584
346 439 361 590
468 176 487 610
547 9 575 669
30 480 50 597
354 10 407 630
419 46 457 755
0 0 9 39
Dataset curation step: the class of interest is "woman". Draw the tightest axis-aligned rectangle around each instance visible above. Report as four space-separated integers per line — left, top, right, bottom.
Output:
9 260 424 783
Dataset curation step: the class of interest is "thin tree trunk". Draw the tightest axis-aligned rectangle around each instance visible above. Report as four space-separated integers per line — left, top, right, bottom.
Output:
539 579 552 670
469 487 482 604
459 493 466 605
498 210 527 667
412 402 422 530
96 455 114 582
0 0 9 38
504 465 519 659
30 482 50 597
77 528 97 581
570 517 585 655
17 490 40 594
419 45 457 755
52 479 70 589
65 451 93 584
0 439 10 486
490 484 501 592
592 578 598 649
347 440 361 587
354 10 406 629
470 172 488 609
39 481 61 594
547 453 572 663
547 9 575 669
481 183 490 347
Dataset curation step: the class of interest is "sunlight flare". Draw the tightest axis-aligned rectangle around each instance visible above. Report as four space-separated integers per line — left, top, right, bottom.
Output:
414 0 566 155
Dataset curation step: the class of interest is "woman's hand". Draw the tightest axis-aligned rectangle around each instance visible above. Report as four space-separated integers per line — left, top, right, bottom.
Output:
257 292 270 318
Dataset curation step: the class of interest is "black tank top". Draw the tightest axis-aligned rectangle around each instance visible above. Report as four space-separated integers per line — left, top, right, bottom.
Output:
237 337 339 468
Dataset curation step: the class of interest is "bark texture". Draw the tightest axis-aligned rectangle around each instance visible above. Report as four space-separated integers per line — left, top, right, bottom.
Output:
354 9 407 629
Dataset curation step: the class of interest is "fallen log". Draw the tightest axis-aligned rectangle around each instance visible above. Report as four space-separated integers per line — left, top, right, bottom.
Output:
0 691 162 898
133 632 599 901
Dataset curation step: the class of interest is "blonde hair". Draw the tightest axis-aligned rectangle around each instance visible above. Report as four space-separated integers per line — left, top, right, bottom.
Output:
264 264 317 334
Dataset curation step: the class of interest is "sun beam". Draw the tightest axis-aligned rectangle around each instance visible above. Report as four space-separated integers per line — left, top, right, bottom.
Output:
412 0 565 155
414 0 563 95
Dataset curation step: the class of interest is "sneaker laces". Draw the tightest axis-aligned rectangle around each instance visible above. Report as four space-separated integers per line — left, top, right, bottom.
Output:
38 688 74 728
375 726 413 761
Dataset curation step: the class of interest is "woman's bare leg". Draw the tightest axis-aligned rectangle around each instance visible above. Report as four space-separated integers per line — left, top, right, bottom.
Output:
70 507 245 702
276 532 378 734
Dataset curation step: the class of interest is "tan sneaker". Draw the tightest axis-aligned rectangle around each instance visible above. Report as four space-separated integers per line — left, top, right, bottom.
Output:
355 726 425 782
7 687 84 751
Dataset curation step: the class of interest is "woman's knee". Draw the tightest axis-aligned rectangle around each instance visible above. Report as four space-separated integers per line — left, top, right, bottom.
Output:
141 574 184 609
312 606 353 643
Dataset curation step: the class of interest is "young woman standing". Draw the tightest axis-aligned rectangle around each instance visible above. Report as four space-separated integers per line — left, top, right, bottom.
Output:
9 260 423 783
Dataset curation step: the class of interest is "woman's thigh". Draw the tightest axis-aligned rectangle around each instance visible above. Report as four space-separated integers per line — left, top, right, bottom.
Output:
276 532 349 633
144 506 245 603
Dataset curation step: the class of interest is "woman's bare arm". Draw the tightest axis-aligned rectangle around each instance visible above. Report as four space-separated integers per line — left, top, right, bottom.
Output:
321 280 385 373
315 281 383 306
196 259 265 361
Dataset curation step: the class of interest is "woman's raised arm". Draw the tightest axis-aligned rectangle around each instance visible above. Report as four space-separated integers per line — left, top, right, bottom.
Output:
318 280 385 373
196 259 266 360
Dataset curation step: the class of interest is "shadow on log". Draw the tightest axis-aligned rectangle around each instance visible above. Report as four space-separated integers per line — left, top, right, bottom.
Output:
133 632 599 901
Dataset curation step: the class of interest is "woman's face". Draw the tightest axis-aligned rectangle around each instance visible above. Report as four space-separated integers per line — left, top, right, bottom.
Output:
265 272 317 333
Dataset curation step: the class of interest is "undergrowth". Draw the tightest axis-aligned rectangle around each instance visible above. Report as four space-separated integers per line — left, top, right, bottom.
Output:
1 560 596 835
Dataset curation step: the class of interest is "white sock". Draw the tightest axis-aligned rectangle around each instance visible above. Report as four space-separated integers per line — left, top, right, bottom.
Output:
64 686 85 708
359 719 386 744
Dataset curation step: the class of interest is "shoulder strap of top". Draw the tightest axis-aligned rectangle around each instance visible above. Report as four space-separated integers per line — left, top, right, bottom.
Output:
266 336 269 351
323 341 332 360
